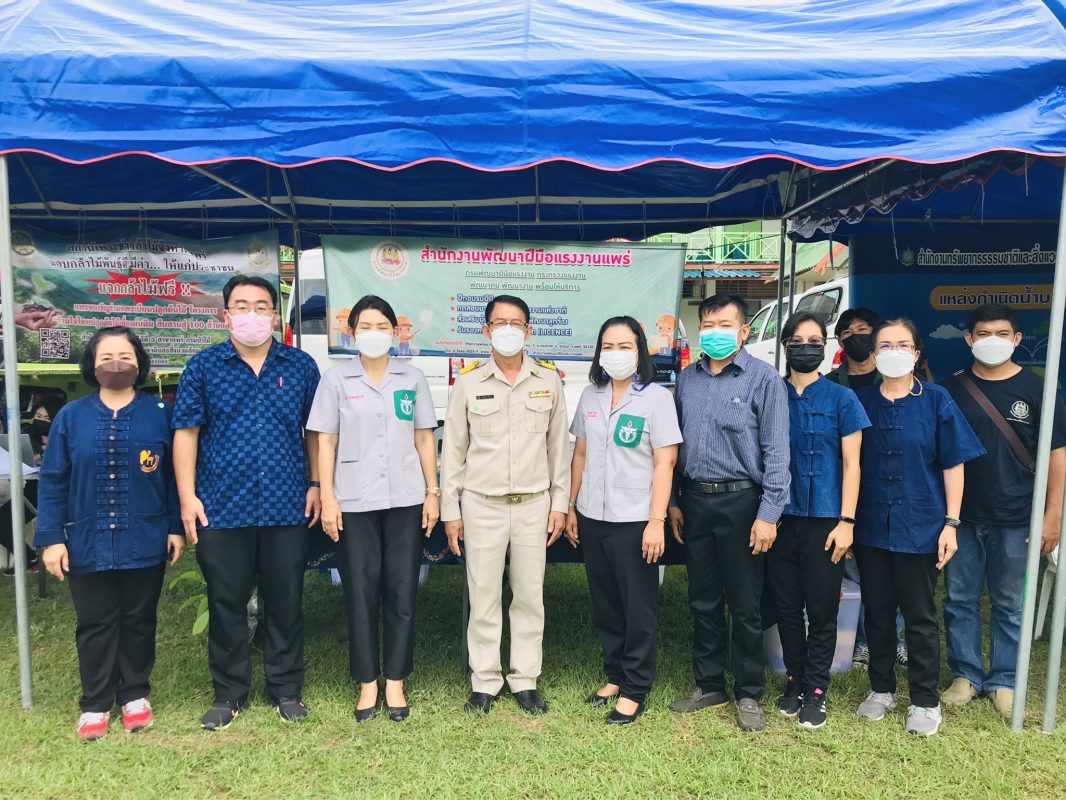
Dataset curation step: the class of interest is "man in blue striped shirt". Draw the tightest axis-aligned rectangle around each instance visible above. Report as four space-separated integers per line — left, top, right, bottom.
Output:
667 293 790 732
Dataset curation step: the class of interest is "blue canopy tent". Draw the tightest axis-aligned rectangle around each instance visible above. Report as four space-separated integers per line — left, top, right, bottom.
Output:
3 0 1066 726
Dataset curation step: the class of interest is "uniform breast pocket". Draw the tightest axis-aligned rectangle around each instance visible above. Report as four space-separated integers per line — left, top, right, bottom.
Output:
525 397 552 433
469 400 502 436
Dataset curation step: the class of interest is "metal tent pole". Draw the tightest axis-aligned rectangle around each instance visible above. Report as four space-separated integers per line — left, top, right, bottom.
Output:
0 155 33 709
1043 468 1066 732
292 224 303 349
773 220 786 370
1012 167 1066 731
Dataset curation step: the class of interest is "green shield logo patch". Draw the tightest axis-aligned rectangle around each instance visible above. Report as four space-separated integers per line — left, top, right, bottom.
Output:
394 390 415 421
613 414 645 448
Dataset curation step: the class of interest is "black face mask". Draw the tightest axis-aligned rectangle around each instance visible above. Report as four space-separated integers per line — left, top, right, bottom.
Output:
841 333 874 362
29 419 51 437
785 344 825 374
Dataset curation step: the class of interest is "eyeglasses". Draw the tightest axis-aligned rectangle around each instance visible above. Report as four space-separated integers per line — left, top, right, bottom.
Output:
786 337 825 347
228 303 276 317
876 342 915 353
487 320 528 331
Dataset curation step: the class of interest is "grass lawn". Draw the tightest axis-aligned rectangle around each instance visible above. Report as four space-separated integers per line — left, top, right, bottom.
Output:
1 556 1064 800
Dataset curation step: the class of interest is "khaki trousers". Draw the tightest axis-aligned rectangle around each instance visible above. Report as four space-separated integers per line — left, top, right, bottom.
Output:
461 490 550 694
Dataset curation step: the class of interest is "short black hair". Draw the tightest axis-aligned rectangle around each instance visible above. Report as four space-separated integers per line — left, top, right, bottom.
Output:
79 326 151 388
698 293 748 323
33 397 65 420
222 275 278 309
348 294 398 329
967 303 1018 334
837 307 880 333
780 312 827 343
485 294 530 325
874 317 924 353
588 316 656 387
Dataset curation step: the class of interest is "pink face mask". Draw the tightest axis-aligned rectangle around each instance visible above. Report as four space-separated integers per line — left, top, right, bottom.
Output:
229 312 274 347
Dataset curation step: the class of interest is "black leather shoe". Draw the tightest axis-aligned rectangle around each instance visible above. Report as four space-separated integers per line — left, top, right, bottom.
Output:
513 689 548 715
606 701 645 725
585 691 618 708
464 692 498 713
386 704 410 723
354 703 379 723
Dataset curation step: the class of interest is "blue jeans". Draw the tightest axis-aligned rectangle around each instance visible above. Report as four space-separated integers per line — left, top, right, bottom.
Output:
943 522 1028 692
843 557 904 649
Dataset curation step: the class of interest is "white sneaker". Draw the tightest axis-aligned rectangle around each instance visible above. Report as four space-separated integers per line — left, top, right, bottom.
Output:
906 704 943 736
857 691 897 721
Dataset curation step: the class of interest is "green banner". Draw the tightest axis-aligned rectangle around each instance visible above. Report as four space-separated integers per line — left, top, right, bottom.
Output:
322 236 685 359
7 227 280 368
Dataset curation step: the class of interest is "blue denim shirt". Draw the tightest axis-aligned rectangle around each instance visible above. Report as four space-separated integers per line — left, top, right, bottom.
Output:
172 338 320 530
855 382 985 554
783 376 871 518
35 392 181 573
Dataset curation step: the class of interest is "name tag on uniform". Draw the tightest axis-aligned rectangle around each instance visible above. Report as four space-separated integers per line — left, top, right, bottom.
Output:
585 410 599 419
476 394 495 400
345 394 365 401
529 389 551 398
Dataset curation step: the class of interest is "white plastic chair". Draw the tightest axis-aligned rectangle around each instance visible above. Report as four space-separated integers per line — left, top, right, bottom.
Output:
1035 545 1059 639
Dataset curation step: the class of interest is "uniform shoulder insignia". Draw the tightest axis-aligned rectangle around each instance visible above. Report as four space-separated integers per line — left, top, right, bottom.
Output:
460 359 482 374
534 358 557 371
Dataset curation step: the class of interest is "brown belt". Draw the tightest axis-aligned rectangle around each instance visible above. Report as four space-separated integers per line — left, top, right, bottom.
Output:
474 491 546 505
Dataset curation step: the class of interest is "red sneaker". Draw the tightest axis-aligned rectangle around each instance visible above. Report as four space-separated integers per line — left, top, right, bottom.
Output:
121 698 154 733
76 711 109 741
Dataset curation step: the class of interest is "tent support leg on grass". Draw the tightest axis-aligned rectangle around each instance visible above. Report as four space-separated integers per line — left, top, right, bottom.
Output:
0 154 34 709
1012 165 1066 731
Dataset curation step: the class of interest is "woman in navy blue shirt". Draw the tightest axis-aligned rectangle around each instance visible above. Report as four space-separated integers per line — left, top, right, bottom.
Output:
36 327 183 741
767 313 870 730
853 318 984 736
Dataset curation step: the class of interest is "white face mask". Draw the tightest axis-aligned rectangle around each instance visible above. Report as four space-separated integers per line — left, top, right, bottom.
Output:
875 350 916 379
971 336 1015 367
355 330 392 359
490 325 526 357
600 351 638 380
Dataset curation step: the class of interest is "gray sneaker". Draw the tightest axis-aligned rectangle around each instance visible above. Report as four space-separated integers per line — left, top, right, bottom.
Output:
905 704 942 736
857 691 897 721
669 688 729 713
736 698 766 732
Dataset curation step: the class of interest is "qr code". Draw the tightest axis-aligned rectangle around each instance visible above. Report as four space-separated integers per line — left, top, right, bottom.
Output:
39 327 70 360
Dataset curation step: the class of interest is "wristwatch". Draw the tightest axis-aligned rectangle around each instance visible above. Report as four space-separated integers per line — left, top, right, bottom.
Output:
308 480 321 489
838 515 856 524
426 487 442 497
944 516 961 528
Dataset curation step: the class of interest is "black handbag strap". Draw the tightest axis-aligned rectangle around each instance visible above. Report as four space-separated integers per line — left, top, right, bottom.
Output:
954 370 1036 475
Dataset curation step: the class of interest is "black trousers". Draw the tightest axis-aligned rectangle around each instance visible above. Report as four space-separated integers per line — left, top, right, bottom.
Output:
196 525 309 705
681 484 765 700
67 564 166 713
578 513 659 703
765 515 844 691
853 544 940 708
336 505 424 683
0 499 38 564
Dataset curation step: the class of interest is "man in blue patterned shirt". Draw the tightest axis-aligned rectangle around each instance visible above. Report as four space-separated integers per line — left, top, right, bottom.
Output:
667 293 790 732
173 275 321 731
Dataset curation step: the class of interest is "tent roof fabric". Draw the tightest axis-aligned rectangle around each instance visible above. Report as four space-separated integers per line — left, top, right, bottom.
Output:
2 0 1065 171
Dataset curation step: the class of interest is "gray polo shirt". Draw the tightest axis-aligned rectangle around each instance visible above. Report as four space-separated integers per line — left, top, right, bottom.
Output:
307 357 436 512
571 381 682 523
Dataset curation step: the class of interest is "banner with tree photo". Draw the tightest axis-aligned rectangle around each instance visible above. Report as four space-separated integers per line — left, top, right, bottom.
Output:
6 227 280 368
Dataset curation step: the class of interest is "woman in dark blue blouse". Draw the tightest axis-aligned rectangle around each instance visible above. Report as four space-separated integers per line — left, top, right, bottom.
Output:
767 313 870 730
36 327 184 741
852 318 984 737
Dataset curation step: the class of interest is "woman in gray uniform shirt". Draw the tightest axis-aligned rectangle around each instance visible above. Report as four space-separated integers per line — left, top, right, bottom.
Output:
307 295 440 723
565 316 682 724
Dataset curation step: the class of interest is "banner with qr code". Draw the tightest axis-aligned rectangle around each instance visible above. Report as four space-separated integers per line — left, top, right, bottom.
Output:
5 227 280 369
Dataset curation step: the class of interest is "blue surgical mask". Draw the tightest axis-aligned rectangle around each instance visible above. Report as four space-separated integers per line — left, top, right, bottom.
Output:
700 329 740 360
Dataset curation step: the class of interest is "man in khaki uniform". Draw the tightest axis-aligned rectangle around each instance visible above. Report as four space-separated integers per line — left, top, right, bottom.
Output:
441 295 570 715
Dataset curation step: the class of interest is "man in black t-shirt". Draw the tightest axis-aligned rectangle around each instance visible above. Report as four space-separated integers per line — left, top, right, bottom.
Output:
827 307 881 391
941 304 1066 719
